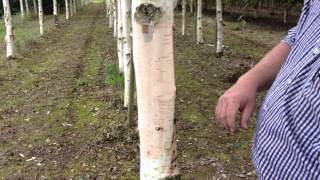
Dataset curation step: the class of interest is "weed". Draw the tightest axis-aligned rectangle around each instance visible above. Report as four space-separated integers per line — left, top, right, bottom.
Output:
105 63 124 88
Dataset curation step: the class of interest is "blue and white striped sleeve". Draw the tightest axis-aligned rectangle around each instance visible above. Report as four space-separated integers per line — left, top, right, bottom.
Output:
281 1 310 47
282 26 298 47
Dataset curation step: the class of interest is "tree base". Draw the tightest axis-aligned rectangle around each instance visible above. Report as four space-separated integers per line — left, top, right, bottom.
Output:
216 51 223 58
164 174 181 180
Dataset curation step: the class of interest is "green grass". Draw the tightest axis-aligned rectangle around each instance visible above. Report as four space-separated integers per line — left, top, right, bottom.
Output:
105 63 124 88
0 13 66 59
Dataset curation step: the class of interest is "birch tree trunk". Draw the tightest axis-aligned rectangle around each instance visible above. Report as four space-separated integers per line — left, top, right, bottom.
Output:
108 0 114 28
113 0 117 37
121 0 132 108
65 0 70 20
132 1 179 179
3 0 16 59
25 0 30 15
190 0 193 13
70 0 74 16
19 0 25 18
33 0 37 14
53 0 59 27
182 0 186 36
283 7 288 24
105 0 109 20
73 0 77 14
196 0 203 44
117 0 124 73
38 0 44 35
216 0 223 57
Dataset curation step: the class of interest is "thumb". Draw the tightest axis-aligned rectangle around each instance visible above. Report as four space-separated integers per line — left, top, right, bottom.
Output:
240 102 255 129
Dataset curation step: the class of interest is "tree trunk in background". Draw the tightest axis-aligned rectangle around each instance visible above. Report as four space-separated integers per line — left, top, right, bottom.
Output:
73 0 77 15
25 0 30 15
117 0 124 73
105 0 108 20
53 0 59 27
3 0 16 59
33 0 37 14
65 0 70 20
121 0 132 108
70 0 74 16
113 0 117 37
190 0 193 13
196 0 203 44
216 0 223 57
19 0 25 18
38 0 44 35
283 7 288 24
132 1 179 179
108 0 114 28
182 0 186 36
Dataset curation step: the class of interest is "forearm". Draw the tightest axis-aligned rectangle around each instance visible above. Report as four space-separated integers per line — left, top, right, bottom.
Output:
238 42 291 91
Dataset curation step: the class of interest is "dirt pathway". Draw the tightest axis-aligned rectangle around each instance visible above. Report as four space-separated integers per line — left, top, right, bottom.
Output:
0 4 134 179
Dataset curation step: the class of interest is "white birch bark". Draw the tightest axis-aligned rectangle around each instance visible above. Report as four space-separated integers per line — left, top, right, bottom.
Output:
190 0 193 13
216 0 223 56
196 0 203 44
121 0 132 107
2 0 16 59
70 0 74 16
73 0 77 14
33 0 37 14
25 0 30 15
19 0 25 18
132 0 179 179
105 0 109 20
53 0 59 26
113 0 117 37
65 0 70 20
38 0 44 35
109 0 114 28
117 0 124 73
182 0 186 36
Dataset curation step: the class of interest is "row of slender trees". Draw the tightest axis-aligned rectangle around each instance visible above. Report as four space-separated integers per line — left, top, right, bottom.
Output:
105 0 223 178
2 0 90 59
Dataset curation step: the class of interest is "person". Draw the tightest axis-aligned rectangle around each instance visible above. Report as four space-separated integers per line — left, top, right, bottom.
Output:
215 0 320 179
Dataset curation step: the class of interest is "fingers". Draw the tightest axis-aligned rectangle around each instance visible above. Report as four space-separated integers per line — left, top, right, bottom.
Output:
225 101 240 134
215 97 239 134
215 100 228 129
240 102 255 129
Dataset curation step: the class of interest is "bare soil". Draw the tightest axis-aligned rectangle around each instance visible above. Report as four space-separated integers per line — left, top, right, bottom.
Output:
0 3 290 180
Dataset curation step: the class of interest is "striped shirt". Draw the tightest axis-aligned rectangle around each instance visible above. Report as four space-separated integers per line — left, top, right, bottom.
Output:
253 0 320 179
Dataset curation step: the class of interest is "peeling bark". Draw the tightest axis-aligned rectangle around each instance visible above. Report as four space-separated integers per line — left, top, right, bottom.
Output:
132 1 180 179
